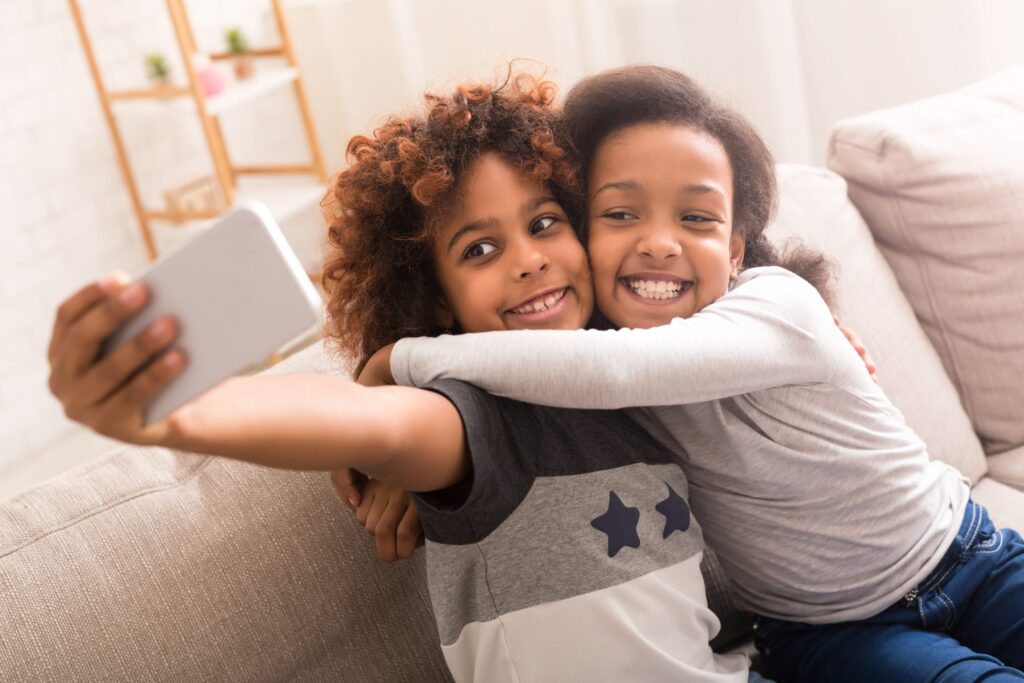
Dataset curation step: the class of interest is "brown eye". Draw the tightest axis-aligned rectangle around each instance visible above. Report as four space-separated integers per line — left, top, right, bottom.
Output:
530 215 558 234
464 242 497 260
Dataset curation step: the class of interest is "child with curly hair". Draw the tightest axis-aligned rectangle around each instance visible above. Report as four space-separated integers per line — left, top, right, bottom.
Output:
46 72 750 682
370 66 1024 681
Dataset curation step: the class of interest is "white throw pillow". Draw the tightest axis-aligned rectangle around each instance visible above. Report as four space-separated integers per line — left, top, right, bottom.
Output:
827 66 1024 454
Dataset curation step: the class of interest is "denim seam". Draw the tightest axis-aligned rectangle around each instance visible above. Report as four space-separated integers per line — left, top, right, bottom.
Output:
975 529 1004 555
963 501 984 549
918 502 981 596
935 591 957 631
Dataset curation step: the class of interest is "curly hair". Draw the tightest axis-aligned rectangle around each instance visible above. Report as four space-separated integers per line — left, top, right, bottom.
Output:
563 65 835 306
320 71 581 369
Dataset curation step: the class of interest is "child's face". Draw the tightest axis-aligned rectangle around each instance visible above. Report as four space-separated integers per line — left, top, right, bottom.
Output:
430 152 594 333
586 123 744 329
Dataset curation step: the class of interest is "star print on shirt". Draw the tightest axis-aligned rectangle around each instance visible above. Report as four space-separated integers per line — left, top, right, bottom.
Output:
655 483 691 538
591 491 641 557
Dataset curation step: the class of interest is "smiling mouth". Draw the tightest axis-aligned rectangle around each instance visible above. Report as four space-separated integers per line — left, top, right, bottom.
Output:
508 287 569 315
620 276 694 301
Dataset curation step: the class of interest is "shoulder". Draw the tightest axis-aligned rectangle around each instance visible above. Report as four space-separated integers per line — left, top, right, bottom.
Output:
726 266 834 328
734 265 825 301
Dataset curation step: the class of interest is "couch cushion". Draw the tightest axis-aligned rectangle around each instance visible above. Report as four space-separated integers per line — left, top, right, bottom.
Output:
767 165 987 484
827 66 1024 455
985 444 1024 492
0 342 453 682
971 476 1024 533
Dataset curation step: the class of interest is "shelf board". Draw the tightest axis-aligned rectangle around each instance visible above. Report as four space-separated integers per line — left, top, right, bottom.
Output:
107 67 300 117
205 67 299 116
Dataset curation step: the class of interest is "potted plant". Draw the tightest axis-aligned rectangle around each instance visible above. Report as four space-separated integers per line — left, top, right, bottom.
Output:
224 28 253 80
144 53 171 87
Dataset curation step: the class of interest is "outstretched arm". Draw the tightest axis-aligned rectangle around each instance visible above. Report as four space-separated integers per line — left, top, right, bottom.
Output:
167 375 467 493
45 273 467 494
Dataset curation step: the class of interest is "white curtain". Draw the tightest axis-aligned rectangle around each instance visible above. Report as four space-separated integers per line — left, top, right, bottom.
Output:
285 0 1024 168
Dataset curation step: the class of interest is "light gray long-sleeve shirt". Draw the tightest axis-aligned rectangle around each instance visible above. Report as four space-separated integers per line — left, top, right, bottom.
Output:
391 266 970 623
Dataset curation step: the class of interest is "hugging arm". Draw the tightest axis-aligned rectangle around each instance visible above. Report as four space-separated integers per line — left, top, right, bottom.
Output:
390 270 842 409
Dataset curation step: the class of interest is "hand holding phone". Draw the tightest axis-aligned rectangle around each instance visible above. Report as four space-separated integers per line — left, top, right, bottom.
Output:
47 271 187 445
47 202 322 443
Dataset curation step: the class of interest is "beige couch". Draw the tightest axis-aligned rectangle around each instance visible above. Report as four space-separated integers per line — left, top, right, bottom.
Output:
4 67 1024 680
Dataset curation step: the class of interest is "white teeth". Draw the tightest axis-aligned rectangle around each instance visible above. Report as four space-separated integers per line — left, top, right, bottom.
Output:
625 278 687 300
512 288 566 315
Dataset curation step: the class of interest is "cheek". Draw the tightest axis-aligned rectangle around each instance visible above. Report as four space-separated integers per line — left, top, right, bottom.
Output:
586 234 621 292
465 279 503 315
442 273 503 332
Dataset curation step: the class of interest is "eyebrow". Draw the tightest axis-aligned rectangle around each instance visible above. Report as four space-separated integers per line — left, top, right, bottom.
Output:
592 180 726 200
446 195 559 253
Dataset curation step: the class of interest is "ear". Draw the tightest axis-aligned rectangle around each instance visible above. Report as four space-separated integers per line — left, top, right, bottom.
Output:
435 296 455 331
729 230 746 277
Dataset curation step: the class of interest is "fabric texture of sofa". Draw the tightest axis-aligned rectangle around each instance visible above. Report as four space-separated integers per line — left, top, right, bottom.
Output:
3 67 1024 681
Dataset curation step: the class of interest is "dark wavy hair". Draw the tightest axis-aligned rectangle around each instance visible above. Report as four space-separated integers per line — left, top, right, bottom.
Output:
563 65 834 305
320 71 581 369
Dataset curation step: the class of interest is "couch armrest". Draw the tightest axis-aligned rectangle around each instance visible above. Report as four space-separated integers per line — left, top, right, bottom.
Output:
0 341 452 681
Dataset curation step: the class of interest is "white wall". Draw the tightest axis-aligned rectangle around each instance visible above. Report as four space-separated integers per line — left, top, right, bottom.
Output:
288 0 1024 169
0 0 304 476
2 0 1023 477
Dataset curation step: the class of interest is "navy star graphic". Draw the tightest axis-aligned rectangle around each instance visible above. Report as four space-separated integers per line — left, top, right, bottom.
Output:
655 483 691 538
591 491 641 557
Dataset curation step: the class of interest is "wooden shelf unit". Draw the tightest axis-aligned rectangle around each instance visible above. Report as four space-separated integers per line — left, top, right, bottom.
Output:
68 0 328 261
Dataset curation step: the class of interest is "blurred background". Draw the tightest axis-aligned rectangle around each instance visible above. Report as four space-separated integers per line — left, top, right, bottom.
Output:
2 0 1023 499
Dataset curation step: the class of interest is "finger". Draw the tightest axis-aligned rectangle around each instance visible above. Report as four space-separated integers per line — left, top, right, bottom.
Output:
374 495 406 563
49 272 128 364
102 348 187 425
57 280 150 383
355 488 376 528
77 316 179 407
364 492 391 534
332 468 367 509
375 512 399 563
395 504 423 560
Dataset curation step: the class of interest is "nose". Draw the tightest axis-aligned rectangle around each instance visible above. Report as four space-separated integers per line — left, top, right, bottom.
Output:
511 239 550 280
637 220 682 261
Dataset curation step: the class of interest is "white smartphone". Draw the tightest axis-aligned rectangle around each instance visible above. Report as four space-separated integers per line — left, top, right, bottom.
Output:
101 202 323 425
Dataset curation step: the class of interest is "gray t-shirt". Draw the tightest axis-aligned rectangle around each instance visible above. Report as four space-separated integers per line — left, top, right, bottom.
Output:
414 379 748 682
393 267 970 623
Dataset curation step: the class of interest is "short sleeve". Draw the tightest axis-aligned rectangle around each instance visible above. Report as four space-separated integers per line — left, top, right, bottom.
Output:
411 379 535 545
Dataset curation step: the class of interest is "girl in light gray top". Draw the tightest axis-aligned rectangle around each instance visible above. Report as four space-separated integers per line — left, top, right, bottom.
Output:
370 66 1024 681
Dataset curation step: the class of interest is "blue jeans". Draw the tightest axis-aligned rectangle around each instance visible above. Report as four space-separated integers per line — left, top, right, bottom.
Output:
754 500 1024 682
